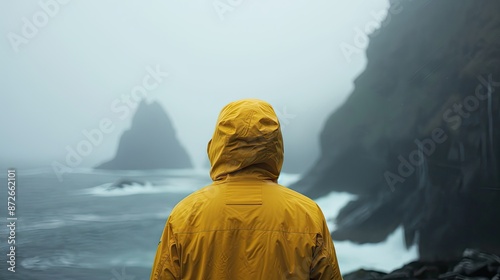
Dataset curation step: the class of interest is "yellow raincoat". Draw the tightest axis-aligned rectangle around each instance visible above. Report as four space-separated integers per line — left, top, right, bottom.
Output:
150 99 342 280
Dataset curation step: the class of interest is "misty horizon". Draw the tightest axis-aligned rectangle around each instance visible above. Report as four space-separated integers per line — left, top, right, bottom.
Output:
1 0 390 175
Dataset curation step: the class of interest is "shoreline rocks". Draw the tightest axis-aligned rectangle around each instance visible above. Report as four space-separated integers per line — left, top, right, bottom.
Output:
344 250 500 280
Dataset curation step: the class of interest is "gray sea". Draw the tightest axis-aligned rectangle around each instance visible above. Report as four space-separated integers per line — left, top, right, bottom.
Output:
0 169 417 280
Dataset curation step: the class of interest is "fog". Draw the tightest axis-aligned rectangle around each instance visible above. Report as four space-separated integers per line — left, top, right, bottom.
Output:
0 0 389 173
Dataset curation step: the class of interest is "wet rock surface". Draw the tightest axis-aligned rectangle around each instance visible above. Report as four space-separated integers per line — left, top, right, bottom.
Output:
344 250 500 280
292 0 500 260
105 179 149 190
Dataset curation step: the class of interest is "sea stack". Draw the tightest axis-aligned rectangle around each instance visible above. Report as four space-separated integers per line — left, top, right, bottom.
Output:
96 101 192 170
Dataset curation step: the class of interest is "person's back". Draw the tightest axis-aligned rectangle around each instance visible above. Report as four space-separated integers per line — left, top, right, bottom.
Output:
150 99 343 280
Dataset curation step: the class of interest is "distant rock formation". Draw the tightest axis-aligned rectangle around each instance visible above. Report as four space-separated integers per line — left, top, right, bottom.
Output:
292 0 500 261
96 101 192 170
105 179 149 191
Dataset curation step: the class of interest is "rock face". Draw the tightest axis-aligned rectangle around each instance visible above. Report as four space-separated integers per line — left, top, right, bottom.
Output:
292 0 500 261
105 179 149 190
343 250 500 280
96 101 192 170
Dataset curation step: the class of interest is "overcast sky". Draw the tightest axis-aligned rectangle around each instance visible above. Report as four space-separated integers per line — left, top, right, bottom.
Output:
0 0 389 172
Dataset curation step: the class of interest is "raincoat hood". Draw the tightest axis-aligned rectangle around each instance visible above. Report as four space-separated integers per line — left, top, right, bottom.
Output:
207 99 284 182
151 98 343 279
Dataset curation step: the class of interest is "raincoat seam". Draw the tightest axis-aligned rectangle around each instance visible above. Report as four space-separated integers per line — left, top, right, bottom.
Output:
175 229 319 234
242 110 255 136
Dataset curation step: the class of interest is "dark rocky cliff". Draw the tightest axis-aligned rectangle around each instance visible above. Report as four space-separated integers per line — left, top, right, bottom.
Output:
292 0 500 261
96 101 192 170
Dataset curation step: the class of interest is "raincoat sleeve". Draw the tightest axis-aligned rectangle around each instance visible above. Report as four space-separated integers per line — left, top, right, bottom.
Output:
150 218 180 280
310 206 343 280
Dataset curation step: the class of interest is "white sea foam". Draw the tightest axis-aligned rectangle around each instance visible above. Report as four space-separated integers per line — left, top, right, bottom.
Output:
13 212 170 233
20 219 69 231
335 226 418 273
278 172 302 186
80 171 301 197
71 167 208 177
315 191 418 274
69 212 169 222
80 181 198 197
315 191 357 231
21 252 77 270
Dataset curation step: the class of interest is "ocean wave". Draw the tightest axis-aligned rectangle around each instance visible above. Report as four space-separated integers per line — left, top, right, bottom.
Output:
22 219 69 231
278 172 302 187
21 251 156 271
0 167 54 177
79 181 199 197
10 212 169 232
69 212 169 222
0 217 70 233
315 191 357 231
21 252 79 270
335 226 418 273
0 167 212 180
67 167 209 177
312 191 418 273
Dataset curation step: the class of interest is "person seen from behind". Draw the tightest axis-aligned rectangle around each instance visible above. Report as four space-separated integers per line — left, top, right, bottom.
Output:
150 98 343 280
